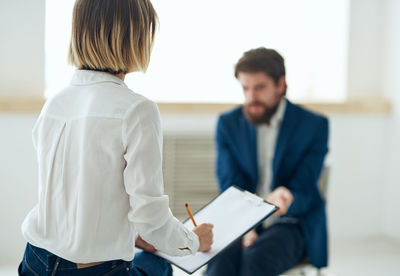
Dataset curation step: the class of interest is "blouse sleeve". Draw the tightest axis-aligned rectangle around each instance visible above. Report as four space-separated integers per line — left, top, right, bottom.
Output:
121 98 199 256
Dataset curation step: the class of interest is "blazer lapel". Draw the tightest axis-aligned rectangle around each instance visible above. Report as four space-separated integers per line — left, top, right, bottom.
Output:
272 100 298 187
239 110 258 192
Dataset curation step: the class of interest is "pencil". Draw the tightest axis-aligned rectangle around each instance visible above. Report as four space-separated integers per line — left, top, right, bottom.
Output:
185 203 197 227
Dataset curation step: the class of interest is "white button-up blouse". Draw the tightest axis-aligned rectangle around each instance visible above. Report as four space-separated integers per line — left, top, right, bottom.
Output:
21 70 199 263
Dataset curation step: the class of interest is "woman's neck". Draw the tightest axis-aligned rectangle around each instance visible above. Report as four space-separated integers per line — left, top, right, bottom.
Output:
114 72 126 80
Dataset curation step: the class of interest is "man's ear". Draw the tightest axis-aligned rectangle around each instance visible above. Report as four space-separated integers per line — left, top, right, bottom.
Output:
278 76 286 95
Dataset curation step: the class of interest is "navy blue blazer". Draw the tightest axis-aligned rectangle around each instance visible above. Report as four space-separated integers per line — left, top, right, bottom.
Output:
215 99 329 268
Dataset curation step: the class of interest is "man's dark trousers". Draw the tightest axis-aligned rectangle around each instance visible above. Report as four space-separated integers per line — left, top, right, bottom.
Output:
207 223 305 276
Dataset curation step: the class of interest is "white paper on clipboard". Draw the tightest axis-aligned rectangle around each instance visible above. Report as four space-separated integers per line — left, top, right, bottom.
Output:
155 186 278 274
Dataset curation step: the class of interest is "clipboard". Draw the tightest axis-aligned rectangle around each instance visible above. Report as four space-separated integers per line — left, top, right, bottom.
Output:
155 186 278 274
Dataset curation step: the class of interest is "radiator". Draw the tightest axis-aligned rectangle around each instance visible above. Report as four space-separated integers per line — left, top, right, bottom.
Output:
162 134 219 221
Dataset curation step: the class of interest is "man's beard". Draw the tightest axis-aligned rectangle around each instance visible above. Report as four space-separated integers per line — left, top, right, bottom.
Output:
243 101 280 125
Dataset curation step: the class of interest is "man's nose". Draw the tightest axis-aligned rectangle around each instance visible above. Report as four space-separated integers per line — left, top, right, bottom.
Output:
246 89 257 102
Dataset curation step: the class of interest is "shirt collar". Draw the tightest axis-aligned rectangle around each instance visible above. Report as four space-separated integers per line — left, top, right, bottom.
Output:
268 97 287 128
70 70 127 87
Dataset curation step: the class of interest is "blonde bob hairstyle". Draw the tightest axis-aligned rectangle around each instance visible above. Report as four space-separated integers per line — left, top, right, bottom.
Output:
68 0 158 74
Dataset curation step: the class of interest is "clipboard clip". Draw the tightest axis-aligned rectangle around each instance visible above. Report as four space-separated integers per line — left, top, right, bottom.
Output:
242 191 264 206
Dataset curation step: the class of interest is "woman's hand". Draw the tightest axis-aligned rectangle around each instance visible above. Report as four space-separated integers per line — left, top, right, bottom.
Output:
135 235 156 253
193 223 214 252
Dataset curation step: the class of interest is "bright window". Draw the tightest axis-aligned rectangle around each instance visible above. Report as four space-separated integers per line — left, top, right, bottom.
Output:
45 0 349 103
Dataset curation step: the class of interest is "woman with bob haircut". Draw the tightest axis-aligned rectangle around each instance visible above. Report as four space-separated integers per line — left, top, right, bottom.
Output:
18 0 213 275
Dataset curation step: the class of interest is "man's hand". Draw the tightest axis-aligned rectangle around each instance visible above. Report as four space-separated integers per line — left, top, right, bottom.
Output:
267 186 294 217
135 235 156 253
193 223 214 252
242 229 258 248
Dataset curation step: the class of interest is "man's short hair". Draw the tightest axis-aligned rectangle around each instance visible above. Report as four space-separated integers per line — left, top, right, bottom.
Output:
234 47 286 83
68 0 158 74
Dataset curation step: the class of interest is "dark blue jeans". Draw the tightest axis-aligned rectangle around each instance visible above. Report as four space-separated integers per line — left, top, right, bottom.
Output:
207 223 305 276
18 243 172 276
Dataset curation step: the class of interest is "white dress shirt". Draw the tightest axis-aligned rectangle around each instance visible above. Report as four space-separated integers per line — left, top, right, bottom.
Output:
257 98 286 198
257 98 287 228
21 70 199 263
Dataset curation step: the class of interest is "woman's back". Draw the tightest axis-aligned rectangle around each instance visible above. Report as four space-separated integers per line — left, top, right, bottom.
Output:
22 70 165 263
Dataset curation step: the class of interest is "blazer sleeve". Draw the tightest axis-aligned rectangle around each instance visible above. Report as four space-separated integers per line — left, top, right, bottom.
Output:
286 117 329 217
216 116 249 192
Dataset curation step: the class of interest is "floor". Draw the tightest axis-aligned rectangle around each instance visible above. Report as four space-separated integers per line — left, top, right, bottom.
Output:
327 236 400 276
2 237 399 276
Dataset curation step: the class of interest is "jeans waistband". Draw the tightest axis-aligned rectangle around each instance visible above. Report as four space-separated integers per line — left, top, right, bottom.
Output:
27 243 127 271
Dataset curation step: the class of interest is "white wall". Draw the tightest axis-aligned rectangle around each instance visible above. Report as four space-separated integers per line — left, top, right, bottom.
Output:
327 114 390 238
0 0 45 265
347 0 384 98
345 0 400 239
1 0 399 267
0 0 45 97
381 0 400 239
0 115 38 265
